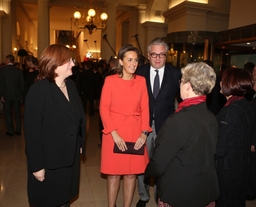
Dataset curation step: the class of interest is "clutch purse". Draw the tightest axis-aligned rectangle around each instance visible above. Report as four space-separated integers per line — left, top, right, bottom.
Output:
113 142 145 155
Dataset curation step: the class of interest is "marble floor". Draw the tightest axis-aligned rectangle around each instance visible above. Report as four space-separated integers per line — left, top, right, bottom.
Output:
0 110 256 207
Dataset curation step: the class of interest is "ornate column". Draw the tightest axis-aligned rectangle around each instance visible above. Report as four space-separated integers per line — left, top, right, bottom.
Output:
141 21 167 51
136 4 147 56
38 0 50 57
11 0 18 60
1 0 12 61
0 10 7 61
100 1 118 60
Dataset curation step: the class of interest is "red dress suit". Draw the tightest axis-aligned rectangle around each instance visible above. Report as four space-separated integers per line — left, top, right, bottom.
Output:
100 74 151 175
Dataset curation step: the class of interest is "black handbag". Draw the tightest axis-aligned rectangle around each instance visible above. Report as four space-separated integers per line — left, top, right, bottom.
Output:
113 142 145 155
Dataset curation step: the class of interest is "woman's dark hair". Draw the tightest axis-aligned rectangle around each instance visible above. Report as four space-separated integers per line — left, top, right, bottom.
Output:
116 44 139 77
221 68 253 96
36 44 72 82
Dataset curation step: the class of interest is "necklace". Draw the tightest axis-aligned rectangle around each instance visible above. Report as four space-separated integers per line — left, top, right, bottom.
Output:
58 84 66 89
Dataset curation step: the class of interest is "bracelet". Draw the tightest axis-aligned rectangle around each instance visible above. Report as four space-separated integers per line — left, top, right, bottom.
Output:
142 131 149 136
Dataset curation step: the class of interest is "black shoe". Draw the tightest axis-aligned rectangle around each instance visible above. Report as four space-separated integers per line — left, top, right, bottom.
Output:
6 132 14 136
15 131 21 136
136 200 147 207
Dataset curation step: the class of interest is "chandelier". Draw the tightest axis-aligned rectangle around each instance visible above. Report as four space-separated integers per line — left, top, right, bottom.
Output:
73 1 108 35
66 18 76 50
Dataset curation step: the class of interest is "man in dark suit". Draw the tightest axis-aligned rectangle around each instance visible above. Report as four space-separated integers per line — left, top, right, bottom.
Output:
135 37 181 207
0 54 24 136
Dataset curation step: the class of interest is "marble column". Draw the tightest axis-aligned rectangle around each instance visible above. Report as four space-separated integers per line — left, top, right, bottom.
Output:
136 4 147 57
11 0 18 61
100 1 118 60
38 0 50 57
1 0 12 61
141 21 167 50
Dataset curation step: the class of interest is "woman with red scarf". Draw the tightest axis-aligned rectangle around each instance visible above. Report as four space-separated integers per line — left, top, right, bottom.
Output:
145 62 219 207
215 68 255 207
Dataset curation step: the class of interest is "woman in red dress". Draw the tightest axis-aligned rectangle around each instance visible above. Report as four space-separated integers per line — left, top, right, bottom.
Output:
100 44 151 207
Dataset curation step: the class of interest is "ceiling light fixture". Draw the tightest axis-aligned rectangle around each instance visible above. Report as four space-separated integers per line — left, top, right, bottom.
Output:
66 18 76 50
73 0 108 35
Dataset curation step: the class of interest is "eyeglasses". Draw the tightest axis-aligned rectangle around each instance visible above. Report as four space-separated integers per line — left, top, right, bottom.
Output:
150 53 167 58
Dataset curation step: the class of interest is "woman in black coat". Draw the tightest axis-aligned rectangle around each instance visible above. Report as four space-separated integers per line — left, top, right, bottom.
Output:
215 68 255 207
145 62 219 207
24 44 86 207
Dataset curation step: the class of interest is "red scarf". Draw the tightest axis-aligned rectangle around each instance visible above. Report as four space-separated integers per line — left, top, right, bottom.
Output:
224 95 243 106
175 95 206 113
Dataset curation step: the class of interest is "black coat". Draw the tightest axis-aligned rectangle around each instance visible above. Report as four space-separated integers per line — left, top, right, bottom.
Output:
145 103 219 207
251 97 256 146
216 98 254 171
24 79 86 207
136 63 181 134
216 98 255 206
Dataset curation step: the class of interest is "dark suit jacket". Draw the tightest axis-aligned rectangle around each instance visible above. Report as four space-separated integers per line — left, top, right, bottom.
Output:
136 63 181 134
0 64 24 100
103 68 116 80
145 103 219 207
24 79 86 172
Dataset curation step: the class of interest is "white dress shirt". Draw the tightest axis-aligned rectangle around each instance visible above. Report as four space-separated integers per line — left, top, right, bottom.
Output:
150 66 165 92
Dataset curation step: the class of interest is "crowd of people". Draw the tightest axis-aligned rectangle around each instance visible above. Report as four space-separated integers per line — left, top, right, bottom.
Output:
0 38 256 207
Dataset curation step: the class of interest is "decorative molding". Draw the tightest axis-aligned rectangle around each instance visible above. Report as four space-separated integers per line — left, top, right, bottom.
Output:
163 1 214 20
141 21 167 30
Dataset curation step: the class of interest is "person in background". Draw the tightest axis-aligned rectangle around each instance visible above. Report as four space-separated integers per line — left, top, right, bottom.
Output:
14 62 21 69
100 44 151 207
80 61 95 116
243 62 256 101
204 60 226 115
0 54 24 136
135 37 181 207
92 62 103 111
215 68 255 207
103 57 118 78
24 44 86 207
145 62 219 207
23 55 39 102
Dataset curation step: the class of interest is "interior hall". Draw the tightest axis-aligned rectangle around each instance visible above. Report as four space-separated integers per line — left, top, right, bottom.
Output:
1 0 256 207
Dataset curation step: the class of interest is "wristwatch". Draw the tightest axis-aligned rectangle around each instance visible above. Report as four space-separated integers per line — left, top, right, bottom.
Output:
142 131 149 136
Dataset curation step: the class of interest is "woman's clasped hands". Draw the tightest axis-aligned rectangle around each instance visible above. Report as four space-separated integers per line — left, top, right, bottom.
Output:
134 133 147 150
111 130 147 151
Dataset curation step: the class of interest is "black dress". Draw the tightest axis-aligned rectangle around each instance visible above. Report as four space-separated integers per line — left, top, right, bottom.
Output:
25 79 85 207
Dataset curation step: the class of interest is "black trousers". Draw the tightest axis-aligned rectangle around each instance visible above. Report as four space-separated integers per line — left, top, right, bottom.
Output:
4 100 21 133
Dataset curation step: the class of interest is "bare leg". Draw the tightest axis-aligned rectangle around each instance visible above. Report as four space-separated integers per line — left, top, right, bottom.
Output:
107 175 121 207
123 174 136 207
